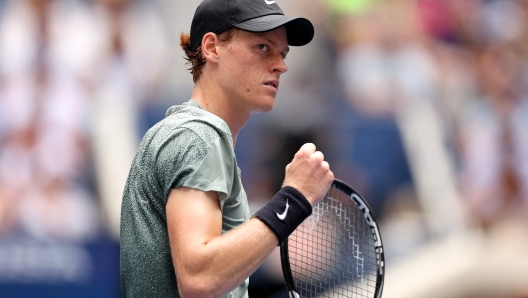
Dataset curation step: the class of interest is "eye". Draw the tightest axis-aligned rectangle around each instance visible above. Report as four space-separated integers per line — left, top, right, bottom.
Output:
257 44 269 51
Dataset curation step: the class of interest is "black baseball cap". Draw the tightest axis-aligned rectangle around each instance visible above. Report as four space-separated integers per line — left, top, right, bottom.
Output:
189 0 314 52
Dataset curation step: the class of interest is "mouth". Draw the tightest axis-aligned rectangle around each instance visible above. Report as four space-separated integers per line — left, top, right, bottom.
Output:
264 80 279 90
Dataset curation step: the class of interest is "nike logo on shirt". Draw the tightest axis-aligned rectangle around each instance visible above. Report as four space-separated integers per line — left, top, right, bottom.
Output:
264 0 275 4
277 199 289 220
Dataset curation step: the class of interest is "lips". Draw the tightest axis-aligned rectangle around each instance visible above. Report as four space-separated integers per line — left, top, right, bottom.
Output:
264 80 279 90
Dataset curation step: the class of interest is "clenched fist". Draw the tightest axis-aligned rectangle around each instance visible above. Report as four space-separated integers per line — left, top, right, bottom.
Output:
282 143 334 206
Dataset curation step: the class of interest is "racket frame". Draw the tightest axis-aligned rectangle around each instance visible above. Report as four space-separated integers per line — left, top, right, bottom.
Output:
280 178 385 298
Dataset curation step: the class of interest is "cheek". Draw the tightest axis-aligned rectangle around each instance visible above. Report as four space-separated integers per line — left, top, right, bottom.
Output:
222 54 257 87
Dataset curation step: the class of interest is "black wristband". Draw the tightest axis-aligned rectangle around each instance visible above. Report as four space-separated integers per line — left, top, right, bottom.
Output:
253 186 312 245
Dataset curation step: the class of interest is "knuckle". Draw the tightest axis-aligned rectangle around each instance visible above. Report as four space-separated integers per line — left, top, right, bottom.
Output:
316 151 325 159
293 151 303 160
302 143 316 152
296 147 309 156
295 152 306 161
312 151 324 162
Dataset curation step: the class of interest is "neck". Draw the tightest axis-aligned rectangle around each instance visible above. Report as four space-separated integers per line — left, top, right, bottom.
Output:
191 77 250 147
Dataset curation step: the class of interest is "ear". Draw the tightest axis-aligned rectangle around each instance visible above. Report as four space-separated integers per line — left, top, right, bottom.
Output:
201 32 220 64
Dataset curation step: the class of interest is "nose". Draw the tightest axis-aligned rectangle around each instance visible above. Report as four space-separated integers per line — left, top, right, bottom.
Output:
271 54 288 74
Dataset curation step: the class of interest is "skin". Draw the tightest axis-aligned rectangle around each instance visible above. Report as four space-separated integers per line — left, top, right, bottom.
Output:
167 27 334 298
190 28 289 144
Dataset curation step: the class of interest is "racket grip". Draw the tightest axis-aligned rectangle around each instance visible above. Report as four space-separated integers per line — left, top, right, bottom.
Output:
289 291 300 298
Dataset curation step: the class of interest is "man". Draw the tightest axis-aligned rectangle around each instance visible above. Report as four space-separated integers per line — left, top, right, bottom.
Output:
120 0 334 297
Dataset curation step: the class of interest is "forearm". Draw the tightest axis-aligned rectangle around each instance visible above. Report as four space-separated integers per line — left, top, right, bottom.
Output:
173 218 277 298
168 144 334 298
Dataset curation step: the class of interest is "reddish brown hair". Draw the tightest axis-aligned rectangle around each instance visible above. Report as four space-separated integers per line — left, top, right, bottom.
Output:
180 28 239 83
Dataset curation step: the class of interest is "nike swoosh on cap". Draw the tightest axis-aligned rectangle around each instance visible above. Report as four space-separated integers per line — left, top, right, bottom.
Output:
264 0 276 4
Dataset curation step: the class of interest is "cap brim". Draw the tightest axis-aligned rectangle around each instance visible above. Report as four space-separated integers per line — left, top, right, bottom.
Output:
233 15 314 46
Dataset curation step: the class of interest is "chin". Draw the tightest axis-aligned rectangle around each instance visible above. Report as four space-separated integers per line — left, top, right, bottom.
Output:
261 102 275 112
253 97 275 113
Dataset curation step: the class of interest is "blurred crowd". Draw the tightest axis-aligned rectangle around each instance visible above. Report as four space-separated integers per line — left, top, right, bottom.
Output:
327 0 528 230
0 0 168 242
240 0 528 235
0 0 527 295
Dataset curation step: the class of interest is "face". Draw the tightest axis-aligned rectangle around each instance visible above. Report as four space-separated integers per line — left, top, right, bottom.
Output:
216 27 289 114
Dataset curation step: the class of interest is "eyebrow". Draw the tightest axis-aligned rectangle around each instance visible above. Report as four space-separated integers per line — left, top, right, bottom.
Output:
261 35 290 55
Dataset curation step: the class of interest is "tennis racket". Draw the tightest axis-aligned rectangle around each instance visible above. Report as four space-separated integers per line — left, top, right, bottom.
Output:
280 178 385 298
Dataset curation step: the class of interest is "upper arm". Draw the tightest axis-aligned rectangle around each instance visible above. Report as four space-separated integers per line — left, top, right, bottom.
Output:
166 187 222 279
165 187 277 298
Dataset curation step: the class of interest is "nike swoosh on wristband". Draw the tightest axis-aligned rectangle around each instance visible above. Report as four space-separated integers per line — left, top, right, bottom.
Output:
277 199 289 220
264 0 275 4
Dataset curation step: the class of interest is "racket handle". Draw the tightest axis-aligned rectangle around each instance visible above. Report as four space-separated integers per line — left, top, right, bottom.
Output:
289 291 300 298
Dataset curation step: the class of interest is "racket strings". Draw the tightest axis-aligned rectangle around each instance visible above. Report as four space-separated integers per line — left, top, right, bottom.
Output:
288 186 379 297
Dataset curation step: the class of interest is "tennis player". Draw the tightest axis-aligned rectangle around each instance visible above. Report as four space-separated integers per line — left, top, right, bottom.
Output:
120 0 334 297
